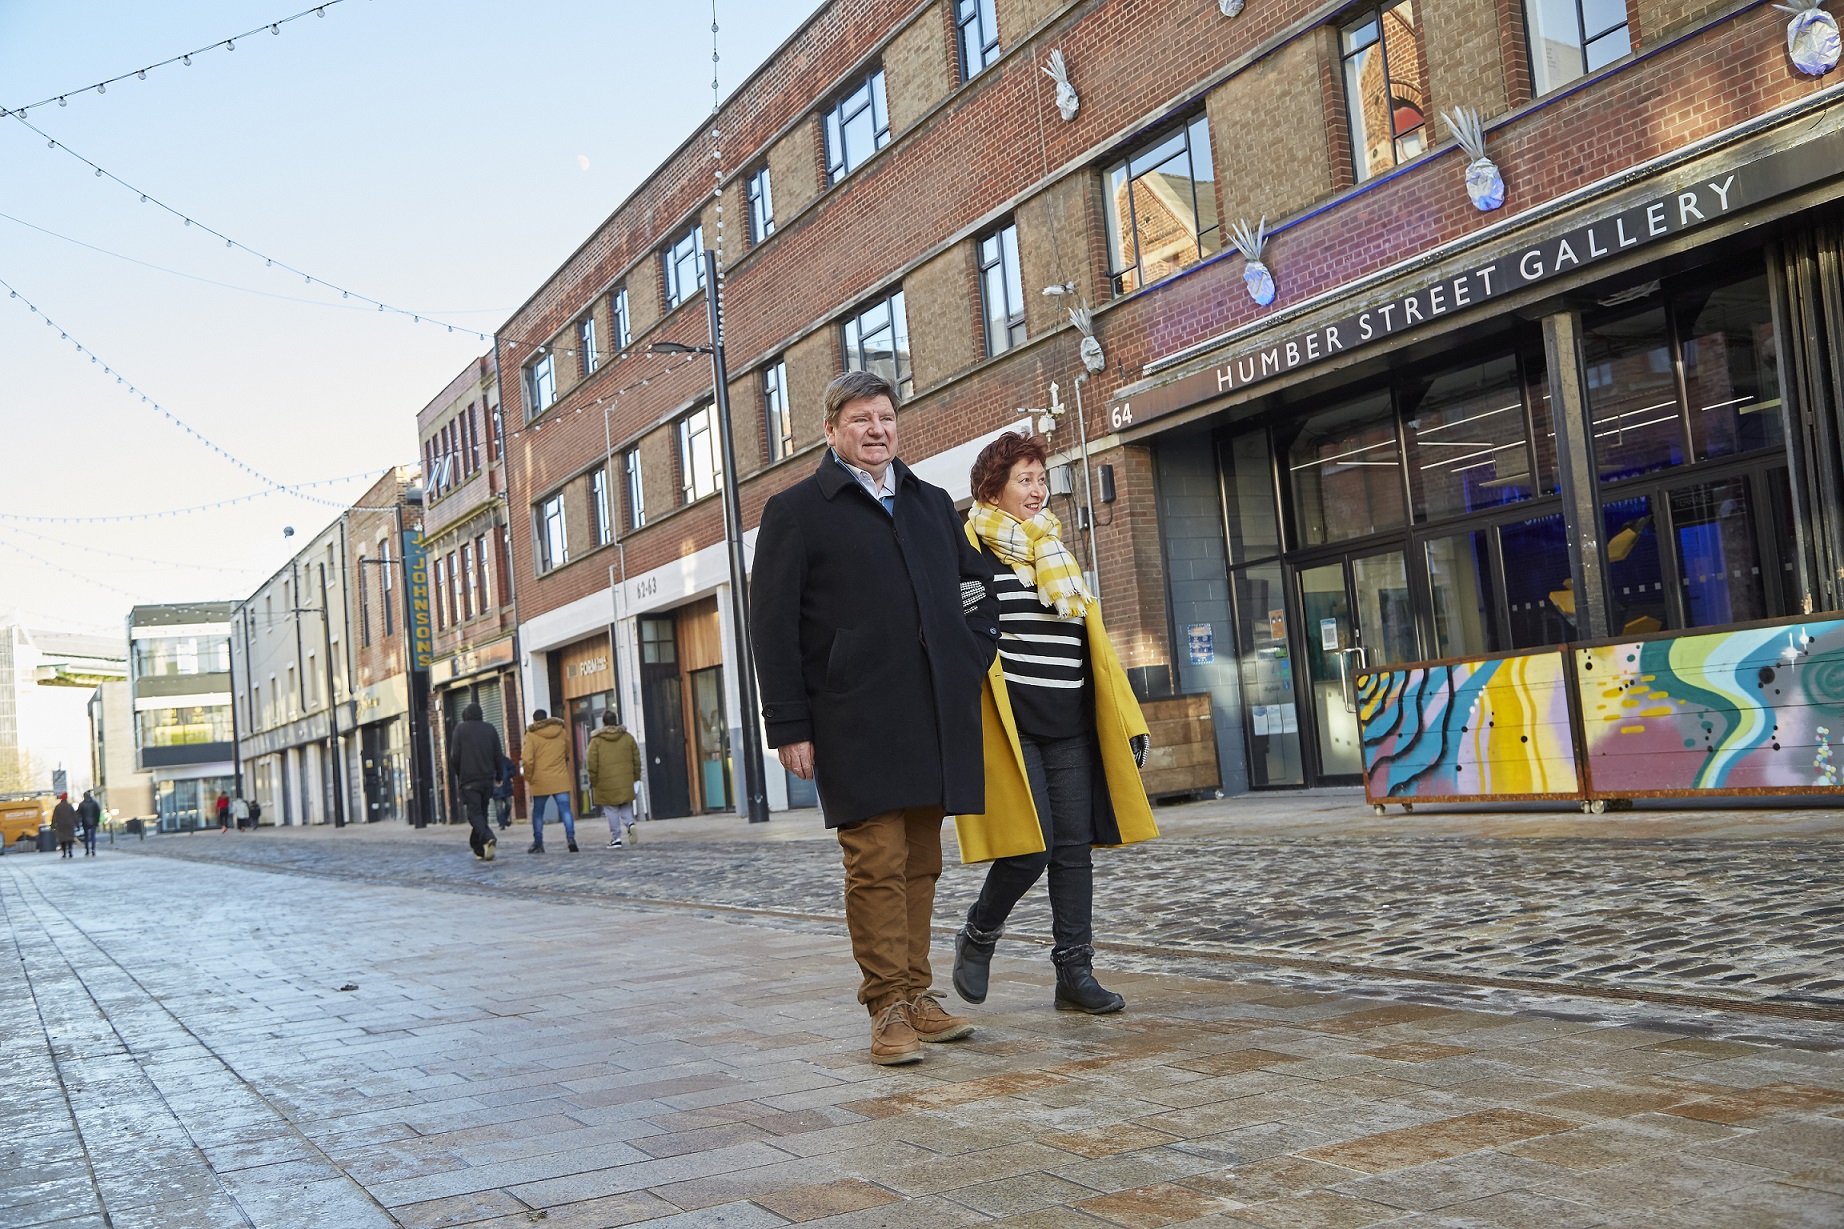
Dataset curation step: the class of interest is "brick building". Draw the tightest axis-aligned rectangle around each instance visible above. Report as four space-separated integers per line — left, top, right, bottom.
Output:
495 0 1844 812
231 470 425 824
417 355 523 823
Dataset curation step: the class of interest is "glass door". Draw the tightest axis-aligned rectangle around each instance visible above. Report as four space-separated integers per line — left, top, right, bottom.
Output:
1297 548 1415 783
689 665 732 813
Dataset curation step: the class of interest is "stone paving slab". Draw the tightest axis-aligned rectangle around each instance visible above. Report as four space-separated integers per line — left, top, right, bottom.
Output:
105 811 1844 1015
3 848 1842 1227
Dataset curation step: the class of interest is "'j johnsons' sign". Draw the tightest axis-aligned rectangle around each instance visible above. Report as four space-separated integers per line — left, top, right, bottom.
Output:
1109 128 1844 433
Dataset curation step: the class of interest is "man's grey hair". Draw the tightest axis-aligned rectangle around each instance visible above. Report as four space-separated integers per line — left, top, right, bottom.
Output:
824 370 900 429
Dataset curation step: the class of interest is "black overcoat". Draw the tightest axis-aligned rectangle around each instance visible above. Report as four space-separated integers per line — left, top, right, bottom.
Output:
750 454 999 827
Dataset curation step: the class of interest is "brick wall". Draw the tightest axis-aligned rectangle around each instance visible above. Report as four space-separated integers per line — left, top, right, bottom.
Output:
1208 33 1337 230
1422 0 1510 119
907 241 980 388
885 2 952 134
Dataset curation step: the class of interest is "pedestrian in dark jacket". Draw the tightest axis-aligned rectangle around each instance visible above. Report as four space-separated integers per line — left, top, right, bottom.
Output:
76 791 101 856
447 704 505 860
750 370 1000 1066
492 754 516 830
51 794 78 858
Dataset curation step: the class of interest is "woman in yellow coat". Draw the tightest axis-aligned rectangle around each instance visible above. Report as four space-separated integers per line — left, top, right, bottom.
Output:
951 433 1158 1013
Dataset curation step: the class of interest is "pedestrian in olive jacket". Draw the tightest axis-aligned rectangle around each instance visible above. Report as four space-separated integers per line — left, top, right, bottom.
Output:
51 794 78 858
586 711 642 847
521 711 577 853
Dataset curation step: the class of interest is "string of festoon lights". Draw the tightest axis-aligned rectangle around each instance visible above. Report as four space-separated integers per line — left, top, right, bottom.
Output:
4 108 501 344
710 0 727 344
0 1 357 120
506 355 708 442
0 471 393 525
0 273 372 508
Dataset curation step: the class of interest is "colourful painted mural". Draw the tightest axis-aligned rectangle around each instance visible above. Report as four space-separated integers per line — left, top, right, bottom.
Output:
1576 618 1844 794
1359 650 1580 801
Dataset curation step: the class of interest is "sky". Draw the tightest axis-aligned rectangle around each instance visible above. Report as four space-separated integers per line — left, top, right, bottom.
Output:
0 0 820 636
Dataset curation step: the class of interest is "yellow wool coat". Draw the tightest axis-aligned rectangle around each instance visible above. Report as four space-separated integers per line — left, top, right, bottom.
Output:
952 525 1159 864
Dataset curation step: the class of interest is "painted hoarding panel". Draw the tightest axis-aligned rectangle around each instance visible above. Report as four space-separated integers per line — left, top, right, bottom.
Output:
1576 619 1844 794
1359 651 1580 800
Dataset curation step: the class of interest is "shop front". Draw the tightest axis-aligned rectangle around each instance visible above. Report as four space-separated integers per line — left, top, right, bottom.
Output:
634 596 732 818
556 632 617 818
1124 114 1844 793
431 634 519 823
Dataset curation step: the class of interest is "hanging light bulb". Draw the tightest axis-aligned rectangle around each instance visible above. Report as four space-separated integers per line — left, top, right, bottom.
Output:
183 54 191 65
140 194 147 202
224 39 235 50
271 23 280 34
58 96 68 106
96 83 106 94
137 69 146 80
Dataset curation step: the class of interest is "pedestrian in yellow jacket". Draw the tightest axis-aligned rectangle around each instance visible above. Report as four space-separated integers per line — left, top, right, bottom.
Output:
950 432 1158 1013
521 711 577 854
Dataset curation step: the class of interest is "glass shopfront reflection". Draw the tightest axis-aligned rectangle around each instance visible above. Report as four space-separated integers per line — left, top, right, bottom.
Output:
1234 563 1302 786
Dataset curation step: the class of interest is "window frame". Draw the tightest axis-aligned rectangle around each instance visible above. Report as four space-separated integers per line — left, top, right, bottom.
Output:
525 351 557 419
956 0 1001 81
590 466 612 548
610 286 630 350
624 448 646 530
977 221 1027 357
1523 0 1633 96
678 403 724 506
1338 1 1429 184
824 68 891 184
763 359 794 462
536 493 569 573
663 223 706 310
747 164 775 245
1102 113 1221 297
840 288 913 399
578 315 599 376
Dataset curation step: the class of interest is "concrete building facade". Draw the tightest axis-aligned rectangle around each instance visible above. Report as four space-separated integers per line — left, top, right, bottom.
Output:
494 0 1844 812
127 602 236 831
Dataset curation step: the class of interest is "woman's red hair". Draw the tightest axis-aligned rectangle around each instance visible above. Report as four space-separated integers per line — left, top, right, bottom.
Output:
970 431 1049 505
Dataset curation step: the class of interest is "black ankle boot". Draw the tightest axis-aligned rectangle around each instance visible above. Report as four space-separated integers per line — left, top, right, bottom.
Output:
1052 945 1125 1014
952 920 1004 1004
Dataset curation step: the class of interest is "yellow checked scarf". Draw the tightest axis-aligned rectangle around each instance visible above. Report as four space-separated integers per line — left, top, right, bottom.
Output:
967 501 1093 618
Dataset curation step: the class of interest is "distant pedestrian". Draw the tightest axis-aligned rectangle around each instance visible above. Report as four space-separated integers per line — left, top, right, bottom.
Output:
448 703 505 862
215 792 231 833
248 799 263 827
950 433 1159 1015
493 754 516 830
586 709 642 848
750 371 1000 1065
51 794 78 858
230 795 250 832
77 790 101 856
521 710 576 853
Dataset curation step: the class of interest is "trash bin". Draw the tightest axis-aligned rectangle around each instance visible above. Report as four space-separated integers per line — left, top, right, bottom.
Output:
125 818 144 838
36 825 56 852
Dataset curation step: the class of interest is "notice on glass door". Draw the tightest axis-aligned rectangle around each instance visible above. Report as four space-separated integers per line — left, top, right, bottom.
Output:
1321 618 1341 651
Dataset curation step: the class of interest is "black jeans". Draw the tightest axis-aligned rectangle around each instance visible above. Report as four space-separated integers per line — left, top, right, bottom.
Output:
460 784 495 854
967 732 1094 952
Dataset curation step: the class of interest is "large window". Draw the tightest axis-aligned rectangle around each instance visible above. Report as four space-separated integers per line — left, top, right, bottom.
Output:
1525 0 1631 95
825 68 890 183
525 352 556 418
590 467 612 547
611 286 630 350
1288 392 1407 546
747 165 775 245
841 290 912 398
679 405 723 504
763 360 794 462
664 224 705 310
957 0 1001 80
472 534 492 612
537 494 568 573
978 222 1027 357
1104 115 1220 295
624 448 646 529
1340 2 1428 183
1402 353 1536 521
133 636 229 678
136 705 233 748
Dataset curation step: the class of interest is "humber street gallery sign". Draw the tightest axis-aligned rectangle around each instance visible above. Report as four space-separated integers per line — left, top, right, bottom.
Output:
402 529 434 672
1109 127 1844 433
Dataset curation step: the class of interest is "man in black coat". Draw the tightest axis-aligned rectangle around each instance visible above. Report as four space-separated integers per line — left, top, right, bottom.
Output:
76 791 102 856
751 370 1000 1066
447 703 505 861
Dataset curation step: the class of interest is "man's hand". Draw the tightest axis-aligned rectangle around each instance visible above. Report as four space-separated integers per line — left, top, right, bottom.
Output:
778 741 816 780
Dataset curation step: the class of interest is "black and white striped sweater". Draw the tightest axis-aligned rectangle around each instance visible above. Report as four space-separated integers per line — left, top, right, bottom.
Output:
989 561 1091 740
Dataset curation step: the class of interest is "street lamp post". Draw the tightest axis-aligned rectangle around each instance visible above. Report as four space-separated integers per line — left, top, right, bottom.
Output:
649 248 771 823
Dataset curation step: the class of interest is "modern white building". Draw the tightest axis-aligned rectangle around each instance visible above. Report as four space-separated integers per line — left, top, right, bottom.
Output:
127 603 236 831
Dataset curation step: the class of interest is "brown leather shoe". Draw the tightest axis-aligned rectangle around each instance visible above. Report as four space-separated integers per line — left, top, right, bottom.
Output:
909 992 974 1043
869 1001 923 1065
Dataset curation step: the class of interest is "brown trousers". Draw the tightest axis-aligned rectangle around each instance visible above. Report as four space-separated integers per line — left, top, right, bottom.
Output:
836 806 945 1015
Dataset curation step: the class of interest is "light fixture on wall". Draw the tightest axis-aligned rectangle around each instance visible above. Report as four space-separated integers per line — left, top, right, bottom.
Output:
1777 1 1841 76
1229 217 1275 306
1044 49 1079 121
1441 106 1504 212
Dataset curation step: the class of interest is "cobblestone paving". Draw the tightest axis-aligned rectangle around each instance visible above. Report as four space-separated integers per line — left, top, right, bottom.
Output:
4 847 1841 1228
113 824 1844 1016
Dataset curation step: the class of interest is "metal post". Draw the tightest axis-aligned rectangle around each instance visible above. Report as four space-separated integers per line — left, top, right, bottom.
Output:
703 248 771 823
317 565 347 827
1070 374 1101 604
1542 310 1612 640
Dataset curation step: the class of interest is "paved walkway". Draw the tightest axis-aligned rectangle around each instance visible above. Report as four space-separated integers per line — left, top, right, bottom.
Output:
3 813 1841 1227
